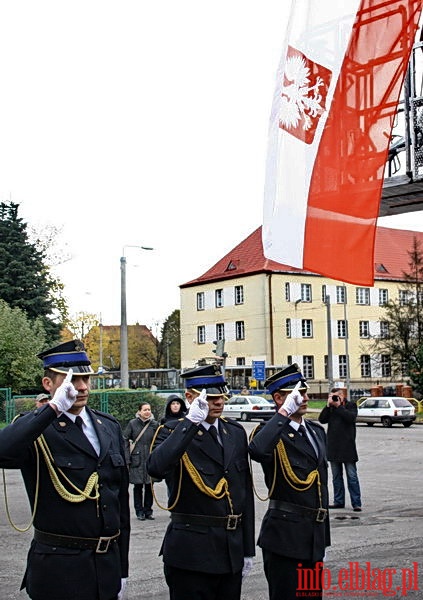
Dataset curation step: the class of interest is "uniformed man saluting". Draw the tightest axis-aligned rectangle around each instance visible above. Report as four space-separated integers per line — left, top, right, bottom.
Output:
249 364 330 600
0 340 130 600
147 364 255 600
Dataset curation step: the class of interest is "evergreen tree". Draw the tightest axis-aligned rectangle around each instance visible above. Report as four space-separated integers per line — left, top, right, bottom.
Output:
0 202 62 340
161 309 181 369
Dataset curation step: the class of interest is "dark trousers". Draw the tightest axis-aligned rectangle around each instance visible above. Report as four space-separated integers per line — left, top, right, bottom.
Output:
133 483 153 516
262 549 323 600
164 564 243 600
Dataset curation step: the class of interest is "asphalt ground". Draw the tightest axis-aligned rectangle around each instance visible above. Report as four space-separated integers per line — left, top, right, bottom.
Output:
0 419 422 600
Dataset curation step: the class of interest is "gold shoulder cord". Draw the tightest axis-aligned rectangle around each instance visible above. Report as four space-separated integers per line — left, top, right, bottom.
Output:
151 426 234 514
248 424 277 502
248 425 322 506
3 430 101 532
2 441 40 532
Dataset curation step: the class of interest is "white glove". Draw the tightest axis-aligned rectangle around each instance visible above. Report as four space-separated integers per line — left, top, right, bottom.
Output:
117 578 127 600
186 389 209 424
279 381 303 417
49 369 78 413
242 556 254 578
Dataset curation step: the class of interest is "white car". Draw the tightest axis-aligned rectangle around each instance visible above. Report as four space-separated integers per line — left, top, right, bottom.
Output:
356 396 416 428
222 395 276 422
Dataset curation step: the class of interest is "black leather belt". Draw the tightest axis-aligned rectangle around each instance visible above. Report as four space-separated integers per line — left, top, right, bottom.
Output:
170 513 242 530
269 499 327 523
34 528 120 553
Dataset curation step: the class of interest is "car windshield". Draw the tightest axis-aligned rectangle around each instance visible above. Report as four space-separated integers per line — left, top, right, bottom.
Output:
250 398 269 405
392 398 413 407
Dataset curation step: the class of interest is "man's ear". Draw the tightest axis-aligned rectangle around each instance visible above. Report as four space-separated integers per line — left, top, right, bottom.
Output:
42 376 54 393
185 390 194 405
273 391 284 407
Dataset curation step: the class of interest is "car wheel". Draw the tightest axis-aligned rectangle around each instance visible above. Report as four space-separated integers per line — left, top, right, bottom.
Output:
381 417 392 428
403 421 412 428
241 412 249 422
366 422 374 427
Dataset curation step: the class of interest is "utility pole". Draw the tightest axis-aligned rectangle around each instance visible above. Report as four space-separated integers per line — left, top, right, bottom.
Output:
325 295 334 391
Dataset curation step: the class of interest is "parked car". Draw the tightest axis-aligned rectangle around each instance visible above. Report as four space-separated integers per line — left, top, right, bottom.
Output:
222 395 275 421
356 396 416 427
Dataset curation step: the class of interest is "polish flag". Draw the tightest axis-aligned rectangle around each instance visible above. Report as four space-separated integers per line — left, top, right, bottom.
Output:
262 0 422 286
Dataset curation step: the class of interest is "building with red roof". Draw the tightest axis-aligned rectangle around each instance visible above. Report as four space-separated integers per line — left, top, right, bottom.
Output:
180 226 423 396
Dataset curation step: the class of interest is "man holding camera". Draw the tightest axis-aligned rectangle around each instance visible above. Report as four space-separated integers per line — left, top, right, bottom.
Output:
318 388 362 511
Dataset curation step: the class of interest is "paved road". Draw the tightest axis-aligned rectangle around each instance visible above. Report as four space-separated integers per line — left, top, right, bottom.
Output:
0 420 422 599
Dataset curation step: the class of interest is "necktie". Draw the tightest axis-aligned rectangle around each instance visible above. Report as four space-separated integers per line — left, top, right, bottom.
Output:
75 416 84 431
209 426 223 458
298 424 316 455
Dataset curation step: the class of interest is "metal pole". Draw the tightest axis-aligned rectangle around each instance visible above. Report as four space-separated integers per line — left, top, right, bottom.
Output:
325 295 334 391
343 285 351 399
99 314 103 368
120 255 129 389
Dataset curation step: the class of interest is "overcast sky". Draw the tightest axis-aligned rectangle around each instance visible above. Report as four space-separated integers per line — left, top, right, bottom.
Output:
0 1 421 330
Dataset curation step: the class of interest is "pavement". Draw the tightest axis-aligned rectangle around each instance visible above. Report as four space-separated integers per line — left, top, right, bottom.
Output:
0 420 422 599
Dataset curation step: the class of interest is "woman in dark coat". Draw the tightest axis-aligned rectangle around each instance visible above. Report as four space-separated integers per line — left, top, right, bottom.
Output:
160 394 187 424
123 402 159 520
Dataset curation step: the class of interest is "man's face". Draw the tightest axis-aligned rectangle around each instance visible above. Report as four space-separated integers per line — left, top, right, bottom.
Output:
43 372 91 414
186 390 225 423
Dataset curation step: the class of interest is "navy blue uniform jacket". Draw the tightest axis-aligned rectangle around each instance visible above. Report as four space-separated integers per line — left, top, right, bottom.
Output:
147 416 255 574
0 404 130 600
249 413 330 563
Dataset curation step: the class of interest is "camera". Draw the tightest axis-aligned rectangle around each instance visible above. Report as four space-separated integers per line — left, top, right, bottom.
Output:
331 395 340 402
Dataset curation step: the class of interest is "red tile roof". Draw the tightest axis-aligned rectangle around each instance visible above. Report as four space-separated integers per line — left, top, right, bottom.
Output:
180 225 423 287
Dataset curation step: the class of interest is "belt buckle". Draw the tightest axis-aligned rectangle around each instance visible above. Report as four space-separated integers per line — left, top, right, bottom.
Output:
316 508 327 523
96 536 111 553
226 515 239 530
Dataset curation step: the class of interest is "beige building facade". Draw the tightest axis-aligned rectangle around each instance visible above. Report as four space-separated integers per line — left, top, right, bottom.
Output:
180 226 423 396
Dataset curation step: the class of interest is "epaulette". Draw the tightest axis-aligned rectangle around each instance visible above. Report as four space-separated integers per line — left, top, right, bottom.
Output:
90 408 119 423
219 416 244 430
306 419 324 432
11 412 25 423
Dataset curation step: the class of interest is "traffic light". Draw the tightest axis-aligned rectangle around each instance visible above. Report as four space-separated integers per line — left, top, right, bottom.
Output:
212 339 226 357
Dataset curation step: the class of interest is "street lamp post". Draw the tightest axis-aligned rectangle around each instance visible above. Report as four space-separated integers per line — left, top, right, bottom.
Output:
120 245 154 389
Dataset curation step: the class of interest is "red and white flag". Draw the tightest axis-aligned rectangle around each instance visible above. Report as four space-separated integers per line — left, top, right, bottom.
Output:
262 0 422 285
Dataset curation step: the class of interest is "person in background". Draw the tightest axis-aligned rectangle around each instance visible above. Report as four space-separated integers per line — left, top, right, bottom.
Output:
123 402 159 521
249 363 330 600
147 363 255 600
160 394 187 424
318 388 362 511
240 386 251 396
35 393 50 408
0 340 130 600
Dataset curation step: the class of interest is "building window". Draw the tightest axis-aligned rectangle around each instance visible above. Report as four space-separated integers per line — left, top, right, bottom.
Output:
379 289 388 305
360 355 371 377
215 289 224 308
381 355 391 377
235 321 245 340
324 355 328 379
303 356 314 378
197 326 205 344
216 323 225 340
285 282 290 302
321 285 327 302
286 318 291 338
236 357 245 366
196 292 205 311
301 283 312 302
287 355 292 365
339 355 348 378
337 320 347 338
380 321 389 338
356 288 370 305
359 320 370 338
301 319 313 338
399 290 411 306
234 285 244 305
336 286 346 304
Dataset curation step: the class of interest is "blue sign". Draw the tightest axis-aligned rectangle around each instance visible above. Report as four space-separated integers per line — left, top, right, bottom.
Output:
252 360 266 381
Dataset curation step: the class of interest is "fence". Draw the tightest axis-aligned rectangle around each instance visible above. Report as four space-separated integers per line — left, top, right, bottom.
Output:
1 389 186 427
